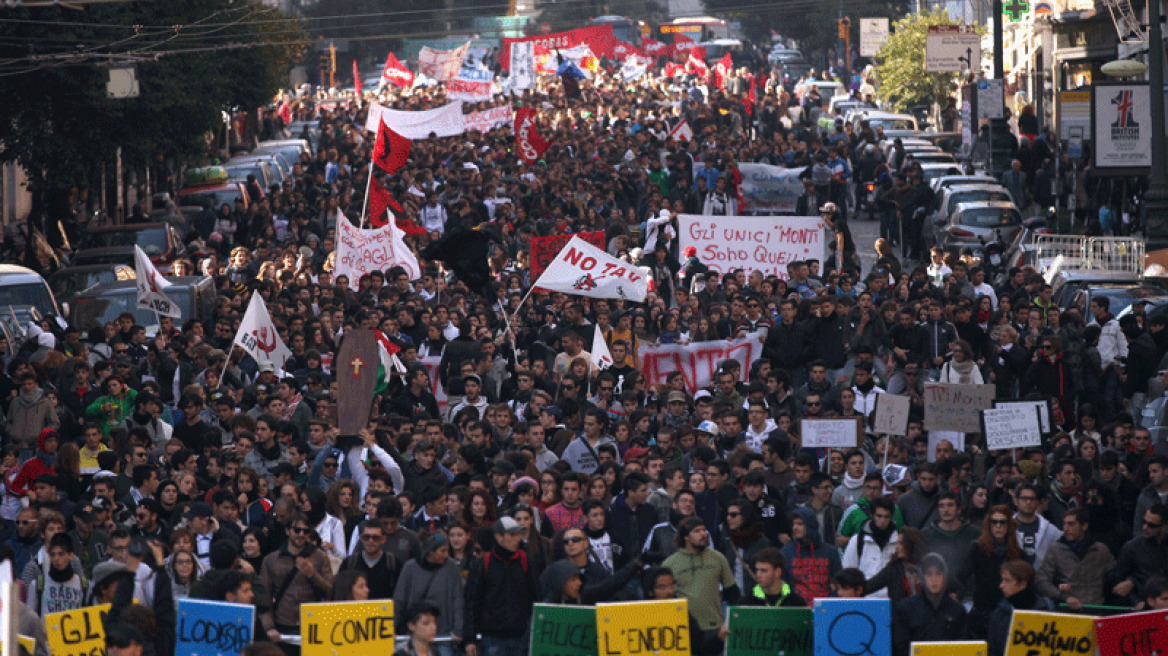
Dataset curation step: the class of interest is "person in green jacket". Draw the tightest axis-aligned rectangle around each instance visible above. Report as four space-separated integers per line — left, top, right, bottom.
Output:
836 469 906 546
85 376 138 438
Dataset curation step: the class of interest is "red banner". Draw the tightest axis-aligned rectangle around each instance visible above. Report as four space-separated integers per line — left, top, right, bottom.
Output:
514 108 550 165
382 52 414 88
612 40 642 60
500 25 615 70
530 230 606 282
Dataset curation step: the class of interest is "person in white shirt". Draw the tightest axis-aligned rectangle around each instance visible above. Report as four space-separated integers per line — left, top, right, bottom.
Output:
419 193 448 234
744 401 777 453
970 267 998 309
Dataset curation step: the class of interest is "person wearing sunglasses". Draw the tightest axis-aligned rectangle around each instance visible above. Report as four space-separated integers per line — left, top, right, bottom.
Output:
939 338 983 384
259 512 334 645
964 506 1023 636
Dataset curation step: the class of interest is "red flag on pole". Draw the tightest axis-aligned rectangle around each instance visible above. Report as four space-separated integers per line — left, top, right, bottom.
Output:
381 52 414 88
515 108 550 165
714 52 733 92
367 176 392 227
685 52 708 78
353 60 362 95
372 120 411 175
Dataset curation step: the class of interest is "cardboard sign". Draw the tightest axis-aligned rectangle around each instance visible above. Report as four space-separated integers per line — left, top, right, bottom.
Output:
301 600 394 656
530 604 598 656
800 418 862 449
923 383 996 433
1005 610 1097 656
982 406 1043 450
596 599 689 656
678 214 825 280
1094 609 1168 656
530 231 607 283
726 607 812 656
814 599 891 656
912 641 986 656
45 604 111 656
872 394 911 436
994 399 1053 433
176 598 255 656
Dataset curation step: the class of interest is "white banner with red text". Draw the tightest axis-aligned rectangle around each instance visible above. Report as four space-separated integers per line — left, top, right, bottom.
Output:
678 214 826 280
447 67 494 101
335 215 421 289
640 337 764 394
463 105 514 133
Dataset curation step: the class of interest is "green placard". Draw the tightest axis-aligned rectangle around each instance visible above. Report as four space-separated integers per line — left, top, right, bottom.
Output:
726 607 813 656
530 603 598 656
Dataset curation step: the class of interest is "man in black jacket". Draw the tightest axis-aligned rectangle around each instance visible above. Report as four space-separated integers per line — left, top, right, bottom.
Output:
464 517 539 656
892 553 967 656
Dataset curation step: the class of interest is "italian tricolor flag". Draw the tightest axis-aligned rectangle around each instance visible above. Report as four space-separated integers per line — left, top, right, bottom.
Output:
374 331 407 394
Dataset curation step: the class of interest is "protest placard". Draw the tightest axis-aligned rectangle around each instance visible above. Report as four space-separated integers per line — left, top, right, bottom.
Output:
737 163 807 214
596 599 689 656
45 604 111 656
927 431 965 461
872 394 911 436
176 598 255 656
982 406 1043 450
726 607 812 656
1094 609 1168 656
994 399 1053 434
463 105 514 133
364 101 466 139
447 67 494 101
1005 610 1096 656
530 604 598 656
678 214 825 280
923 383 996 433
335 214 421 288
533 237 648 302
911 641 987 656
301 600 394 656
800 418 862 449
813 598 891 656
639 337 763 394
530 231 607 283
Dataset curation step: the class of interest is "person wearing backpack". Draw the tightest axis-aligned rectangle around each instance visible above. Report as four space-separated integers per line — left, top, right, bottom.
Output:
30 533 87 617
463 517 539 656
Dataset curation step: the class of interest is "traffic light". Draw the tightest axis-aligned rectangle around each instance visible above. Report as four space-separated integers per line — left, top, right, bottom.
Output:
838 17 851 39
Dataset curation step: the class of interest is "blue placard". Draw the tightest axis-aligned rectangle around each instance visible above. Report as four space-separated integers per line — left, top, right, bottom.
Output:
175 598 256 656
813 598 891 656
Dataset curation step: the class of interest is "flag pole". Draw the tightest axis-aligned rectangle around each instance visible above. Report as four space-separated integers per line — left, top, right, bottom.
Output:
217 347 231 389
360 158 375 229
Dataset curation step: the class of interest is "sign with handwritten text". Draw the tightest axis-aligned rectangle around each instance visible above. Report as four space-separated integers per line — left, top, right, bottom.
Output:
176 598 255 656
530 231 607 283
1094 609 1167 656
531 604 598 656
596 599 689 656
678 214 825 280
814 598 891 656
982 405 1043 450
800 418 863 449
872 394 911 436
45 604 111 656
1005 610 1096 656
301 600 394 656
639 337 763 394
727 607 812 656
923 383 996 433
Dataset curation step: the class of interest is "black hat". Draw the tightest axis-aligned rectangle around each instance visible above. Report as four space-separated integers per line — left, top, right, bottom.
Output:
183 502 213 519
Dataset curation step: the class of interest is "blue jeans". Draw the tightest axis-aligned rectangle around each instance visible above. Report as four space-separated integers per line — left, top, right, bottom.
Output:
483 636 527 656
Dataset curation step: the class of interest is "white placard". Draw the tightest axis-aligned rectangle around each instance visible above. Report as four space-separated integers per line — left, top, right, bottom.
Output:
925 25 981 73
977 79 1005 120
872 393 911 436
982 406 1042 450
678 214 825 281
923 383 996 433
800 418 862 449
859 18 890 57
993 399 1051 433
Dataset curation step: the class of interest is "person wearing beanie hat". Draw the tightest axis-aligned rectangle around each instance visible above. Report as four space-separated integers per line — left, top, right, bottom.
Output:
662 516 739 632
892 552 967 656
393 529 465 641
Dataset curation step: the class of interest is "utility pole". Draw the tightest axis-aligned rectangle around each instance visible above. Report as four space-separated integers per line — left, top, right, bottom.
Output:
1144 0 1168 247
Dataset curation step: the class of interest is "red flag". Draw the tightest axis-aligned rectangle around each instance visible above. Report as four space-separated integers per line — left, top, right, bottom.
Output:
746 74 757 116
277 101 291 125
685 52 708 78
671 33 695 59
612 40 643 60
714 52 733 92
514 108 550 165
381 52 414 88
394 204 428 236
367 176 392 227
372 120 411 175
353 60 362 96
642 38 668 58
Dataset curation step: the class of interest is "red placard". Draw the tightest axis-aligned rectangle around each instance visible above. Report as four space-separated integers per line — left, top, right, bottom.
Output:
1095 609 1168 656
530 230 606 284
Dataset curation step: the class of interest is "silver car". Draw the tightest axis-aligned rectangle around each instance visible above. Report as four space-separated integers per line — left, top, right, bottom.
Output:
924 184 1015 248
937 201 1023 253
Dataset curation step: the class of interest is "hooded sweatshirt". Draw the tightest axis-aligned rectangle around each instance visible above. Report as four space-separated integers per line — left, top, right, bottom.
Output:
9 428 58 498
6 387 57 451
781 507 842 601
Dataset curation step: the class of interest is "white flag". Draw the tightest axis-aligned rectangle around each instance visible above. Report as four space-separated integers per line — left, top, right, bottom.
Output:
620 56 648 82
418 41 470 81
233 293 293 371
134 245 181 318
533 236 649 302
669 119 693 143
336 214 421 290
591 325 613 371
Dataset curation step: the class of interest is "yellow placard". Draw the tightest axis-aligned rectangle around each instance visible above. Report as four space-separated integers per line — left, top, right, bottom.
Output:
301 600 394 656
45 604 111 656
1005 610 1097 656
597 599 690 656
913 641 987 656
18 635 35 653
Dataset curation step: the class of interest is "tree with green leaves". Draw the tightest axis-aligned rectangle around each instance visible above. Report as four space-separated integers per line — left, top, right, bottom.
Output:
0 0 303 235
874 9 979 120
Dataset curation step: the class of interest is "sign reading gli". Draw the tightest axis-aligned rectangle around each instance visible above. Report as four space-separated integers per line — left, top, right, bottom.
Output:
925 25 981 73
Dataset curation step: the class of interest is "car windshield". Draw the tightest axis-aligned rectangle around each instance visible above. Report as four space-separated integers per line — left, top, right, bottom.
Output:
73 286 193 332
82 227 168 254
869 118 916 131
960 207 1021 227
51 268 132 301
225 164 263 181
0 283 54 316
949 191 1011 214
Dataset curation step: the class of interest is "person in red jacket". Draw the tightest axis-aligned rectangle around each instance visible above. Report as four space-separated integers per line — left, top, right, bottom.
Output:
9 428 59 499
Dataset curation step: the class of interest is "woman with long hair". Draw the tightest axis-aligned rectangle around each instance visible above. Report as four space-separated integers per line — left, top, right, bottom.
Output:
461 488 498 551
234 467 270 528
864 527 927 603
301 486 347 559
959 505 1022 636
52 442 83 502
332 570 370 601
326 480 362 544
963 484 990 526
718 499 771 592
510 504 550 577
536 471 560 512
240 527 266 573
165 549 204 601
446 520 475 581
156 480 183 528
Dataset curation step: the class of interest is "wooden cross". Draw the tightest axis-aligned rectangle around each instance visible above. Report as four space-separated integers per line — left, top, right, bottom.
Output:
350 356 366 377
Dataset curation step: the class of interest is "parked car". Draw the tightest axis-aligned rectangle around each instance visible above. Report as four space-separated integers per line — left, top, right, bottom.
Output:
69 276 216 334
1048 270 1142 309
223 159 275 192
1069 283 1168 320
851 111 919 138
73 222 186 274
47 264 135 309
177 181 251 213
917 163 967 186
932 174 1001 193
0 264 61 319
936 201 1023 253
924 184 1015 249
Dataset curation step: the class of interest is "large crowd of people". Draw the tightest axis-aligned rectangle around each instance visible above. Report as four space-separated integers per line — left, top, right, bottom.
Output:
5 45 1167 656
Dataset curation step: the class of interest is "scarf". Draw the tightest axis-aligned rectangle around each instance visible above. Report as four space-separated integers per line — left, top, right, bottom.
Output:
729 524 763 550
1006 584 1040 610
949 358 976 378
842 472 864 490
855 378 876 394
282 393 304 421
49 563 74 583
868 521 894 548
1063 535 1094 560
